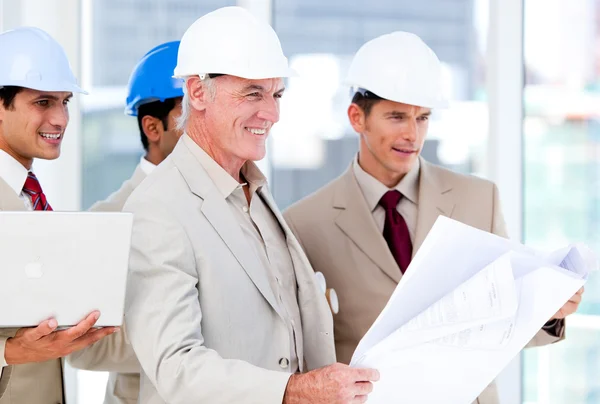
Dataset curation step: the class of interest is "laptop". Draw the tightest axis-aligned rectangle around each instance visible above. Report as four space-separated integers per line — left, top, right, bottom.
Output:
0 211 133 327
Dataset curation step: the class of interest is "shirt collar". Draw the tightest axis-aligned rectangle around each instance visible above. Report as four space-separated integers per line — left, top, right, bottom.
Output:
183 134 267 199
139 156 157 176
0 149 29 196
352 154 420 212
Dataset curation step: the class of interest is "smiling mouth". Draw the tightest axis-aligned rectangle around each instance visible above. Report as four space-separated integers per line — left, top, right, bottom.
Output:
392 147 416 154
245 127 267 135
39 133 62 140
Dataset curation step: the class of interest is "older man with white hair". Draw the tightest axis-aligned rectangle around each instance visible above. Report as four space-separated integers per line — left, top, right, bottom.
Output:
123 6 379 404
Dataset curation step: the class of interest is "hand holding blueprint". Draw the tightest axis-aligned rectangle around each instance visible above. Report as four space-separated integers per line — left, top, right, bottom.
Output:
351 216 597 404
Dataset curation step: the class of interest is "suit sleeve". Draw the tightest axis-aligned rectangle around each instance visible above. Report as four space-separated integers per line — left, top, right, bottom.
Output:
124 199 291 404
68 181 139 372
67 324 139 372
491 183 565 346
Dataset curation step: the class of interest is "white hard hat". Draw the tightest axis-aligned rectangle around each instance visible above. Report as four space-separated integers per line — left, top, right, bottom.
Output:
0 27 86 94
174 6 295 80
345 31 447 109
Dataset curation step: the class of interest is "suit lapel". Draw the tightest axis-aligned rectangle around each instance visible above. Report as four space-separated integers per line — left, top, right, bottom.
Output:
171 140 283 319
0 177 27 211
333 167 402 283
413 158 456 254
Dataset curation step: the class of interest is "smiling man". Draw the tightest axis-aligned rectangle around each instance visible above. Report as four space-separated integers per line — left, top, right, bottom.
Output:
122 7 379 404
0 26 117 404
284 31 582 404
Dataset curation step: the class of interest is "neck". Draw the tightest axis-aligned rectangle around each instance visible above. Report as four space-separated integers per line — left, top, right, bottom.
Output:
144 148 163 166
187 123 244 182
357 149 406 188
0 139 33 170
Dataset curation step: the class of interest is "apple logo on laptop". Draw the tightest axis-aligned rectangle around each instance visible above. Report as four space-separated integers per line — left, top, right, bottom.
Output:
25 258 43 279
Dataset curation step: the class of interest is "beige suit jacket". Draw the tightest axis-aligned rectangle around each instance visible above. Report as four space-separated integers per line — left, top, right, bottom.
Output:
123 138 336 404
284 158 564 404
0 178 64 404
67 164 147 404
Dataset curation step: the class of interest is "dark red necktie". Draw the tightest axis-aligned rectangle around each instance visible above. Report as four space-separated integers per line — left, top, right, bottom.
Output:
22 172 53 211
379 190 412 273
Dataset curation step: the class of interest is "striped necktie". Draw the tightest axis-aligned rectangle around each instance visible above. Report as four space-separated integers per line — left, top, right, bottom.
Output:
22 172 53 211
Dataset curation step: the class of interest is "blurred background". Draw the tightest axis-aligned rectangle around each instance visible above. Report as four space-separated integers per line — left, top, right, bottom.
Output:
1 0 599 402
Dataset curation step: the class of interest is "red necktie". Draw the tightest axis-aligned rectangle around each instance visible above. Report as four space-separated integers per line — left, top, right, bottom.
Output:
379 190 412 273
22 172 53 211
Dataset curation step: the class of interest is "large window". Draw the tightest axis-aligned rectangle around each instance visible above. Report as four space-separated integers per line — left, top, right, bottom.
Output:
522 0 600 402
270 0 492 208
80 0 235 209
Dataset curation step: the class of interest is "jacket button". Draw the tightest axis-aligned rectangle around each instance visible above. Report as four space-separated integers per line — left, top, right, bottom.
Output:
279 357 289 368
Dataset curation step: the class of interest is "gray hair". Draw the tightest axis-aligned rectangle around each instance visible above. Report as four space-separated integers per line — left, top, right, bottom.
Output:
176 76 217 132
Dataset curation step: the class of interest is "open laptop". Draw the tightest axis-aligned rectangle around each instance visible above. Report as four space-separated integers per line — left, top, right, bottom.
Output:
0 211 133 327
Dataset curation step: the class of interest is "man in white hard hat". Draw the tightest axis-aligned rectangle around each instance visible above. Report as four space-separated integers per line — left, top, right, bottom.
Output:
123 6 379 404
0 27 118 404
67 41 184 404
284 31 583 404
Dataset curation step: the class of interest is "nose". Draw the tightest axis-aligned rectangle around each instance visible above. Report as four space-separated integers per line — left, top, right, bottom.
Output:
402 118 418 142
48 104 69 129
256 97 280 124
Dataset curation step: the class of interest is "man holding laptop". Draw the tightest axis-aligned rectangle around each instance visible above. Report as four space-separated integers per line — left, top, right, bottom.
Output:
0 27 118 403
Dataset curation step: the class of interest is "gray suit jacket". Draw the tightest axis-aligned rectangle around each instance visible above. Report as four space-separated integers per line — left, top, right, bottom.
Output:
0 178 64 404
67 164 147 404
284 158 564 404
123 138 336 404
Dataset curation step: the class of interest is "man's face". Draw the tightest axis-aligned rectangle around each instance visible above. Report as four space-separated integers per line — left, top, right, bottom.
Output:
0 88 72 168
158 97 183 158
203 76 284 163
352 99 431 179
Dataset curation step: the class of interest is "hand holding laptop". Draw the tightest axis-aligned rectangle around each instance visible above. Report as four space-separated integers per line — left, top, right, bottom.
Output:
4 310 118 365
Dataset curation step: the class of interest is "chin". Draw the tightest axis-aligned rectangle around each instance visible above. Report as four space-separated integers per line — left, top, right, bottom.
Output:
38 150 61 160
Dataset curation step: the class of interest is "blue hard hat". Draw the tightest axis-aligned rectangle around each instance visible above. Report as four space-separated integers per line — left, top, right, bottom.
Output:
125 40 183 116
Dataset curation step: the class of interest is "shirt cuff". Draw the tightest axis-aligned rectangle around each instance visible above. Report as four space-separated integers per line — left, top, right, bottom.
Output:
0 337 7 367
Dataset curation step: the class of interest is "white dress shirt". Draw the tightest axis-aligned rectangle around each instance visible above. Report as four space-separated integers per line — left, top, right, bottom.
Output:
139 156 157 176
352 155 420 242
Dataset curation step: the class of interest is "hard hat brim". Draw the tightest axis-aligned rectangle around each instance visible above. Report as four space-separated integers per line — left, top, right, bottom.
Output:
0 80 88 95
173 66 298 81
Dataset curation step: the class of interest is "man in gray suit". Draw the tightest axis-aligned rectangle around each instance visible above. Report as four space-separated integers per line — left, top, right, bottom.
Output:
124 7 379 404
67 41 184 404
0 26 117 404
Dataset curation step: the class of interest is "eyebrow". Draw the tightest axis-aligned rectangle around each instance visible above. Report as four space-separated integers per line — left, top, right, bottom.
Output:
32 93 73 102
242 84 286 95
384 110 431 118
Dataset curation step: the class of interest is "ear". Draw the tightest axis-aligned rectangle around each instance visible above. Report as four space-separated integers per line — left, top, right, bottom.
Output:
187 76 209 112
141 115 162 145
348 103 366 134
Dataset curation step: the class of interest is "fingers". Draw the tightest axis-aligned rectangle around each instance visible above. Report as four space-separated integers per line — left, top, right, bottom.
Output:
24 318 58 341
352 368 380 382
562 301 578 315
569 293 582 305
60 311 100 341
354 381 374 396
577 287 585 295
70 327 118 352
